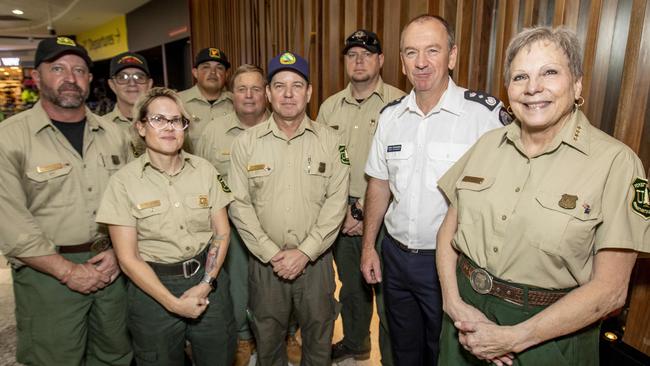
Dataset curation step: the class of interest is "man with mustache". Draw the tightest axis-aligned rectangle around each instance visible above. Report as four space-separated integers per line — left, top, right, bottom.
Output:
179 47 234 147
0 37 132 366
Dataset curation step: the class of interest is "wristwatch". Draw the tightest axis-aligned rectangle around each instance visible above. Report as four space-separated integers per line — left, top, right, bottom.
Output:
200 273 218 289
350 203 364 221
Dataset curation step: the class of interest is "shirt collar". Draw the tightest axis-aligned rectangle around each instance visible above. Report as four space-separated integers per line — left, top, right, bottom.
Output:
108 106 130 124
256 114 317 140
227 110 271 133
397 77 461 117
500 109 590 156
30 101 105 135
139 149 195 177
340 78 388 106
186 85 233 104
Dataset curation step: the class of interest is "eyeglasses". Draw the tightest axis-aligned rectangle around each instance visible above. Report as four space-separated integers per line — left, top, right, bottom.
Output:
113 72 149 85
144 114 189 131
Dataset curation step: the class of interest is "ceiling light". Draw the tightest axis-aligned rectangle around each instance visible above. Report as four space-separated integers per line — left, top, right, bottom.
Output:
11 9 24 15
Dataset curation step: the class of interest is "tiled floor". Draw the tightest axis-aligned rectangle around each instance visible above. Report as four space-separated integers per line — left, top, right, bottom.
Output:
0 259 382 366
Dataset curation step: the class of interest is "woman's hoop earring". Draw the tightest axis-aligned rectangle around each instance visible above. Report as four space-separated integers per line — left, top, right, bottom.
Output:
507 106 513 115
575 96 585 108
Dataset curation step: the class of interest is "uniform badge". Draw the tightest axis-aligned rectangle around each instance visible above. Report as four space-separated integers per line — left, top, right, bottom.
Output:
221 150 230 156
387 144 401 152
499 107 513 125
136 200 161 210
36 162 65 173
461 176 484 184
247 164 268 172
217 174 231 193
198 194 209 208
111 155 121 165
318 162 326 173
558 194 578 209
338 145 350 165
486 96 497 106
631 177 650 219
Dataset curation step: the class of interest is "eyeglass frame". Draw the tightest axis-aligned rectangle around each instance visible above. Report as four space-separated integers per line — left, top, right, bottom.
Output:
113 71 150 85
143 114 190 131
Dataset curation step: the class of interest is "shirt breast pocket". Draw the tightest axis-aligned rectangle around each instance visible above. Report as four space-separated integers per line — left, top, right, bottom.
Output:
100 153 125 175
248 165 273 203
455 176 495 225
426 143 470 191
132 200 168 240
385 142 413 196
305 157 332 203
184 194 212 233
530 191 602 260
213 149 231 176
25 163 73 208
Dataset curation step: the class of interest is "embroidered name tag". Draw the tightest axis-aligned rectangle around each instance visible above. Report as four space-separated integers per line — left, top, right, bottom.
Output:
387 145 402 152
136 200 161 210
36 162 65 173
461 176 484 184
221 150 231 156
247 164 268 172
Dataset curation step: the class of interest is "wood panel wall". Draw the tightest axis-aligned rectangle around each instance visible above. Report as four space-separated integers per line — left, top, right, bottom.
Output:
189 0 650 352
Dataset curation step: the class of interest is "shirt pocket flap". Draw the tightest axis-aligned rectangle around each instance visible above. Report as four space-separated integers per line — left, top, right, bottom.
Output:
535 191 600 221
455 176 495 191
132 200 168 218
386 143 413 160
184 194 210 209
26 163 72 182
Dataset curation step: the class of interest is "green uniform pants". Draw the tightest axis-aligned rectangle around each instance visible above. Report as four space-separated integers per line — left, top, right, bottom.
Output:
127 268 236 366
224 223 253 340
333 230 394 365
438 262 600 365
249 251 339 366
12 252 132 366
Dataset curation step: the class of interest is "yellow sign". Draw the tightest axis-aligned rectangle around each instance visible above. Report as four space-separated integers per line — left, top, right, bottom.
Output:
76 16 128 61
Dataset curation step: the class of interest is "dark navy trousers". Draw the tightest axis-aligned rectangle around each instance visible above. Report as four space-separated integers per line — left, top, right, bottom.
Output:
382 234 442 366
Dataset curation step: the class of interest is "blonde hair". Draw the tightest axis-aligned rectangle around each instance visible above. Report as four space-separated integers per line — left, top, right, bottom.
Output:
131 87 193 155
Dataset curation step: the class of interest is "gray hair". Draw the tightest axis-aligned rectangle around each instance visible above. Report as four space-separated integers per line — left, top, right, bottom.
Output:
504 26 583 86
400 14 455 52
131 87 193 155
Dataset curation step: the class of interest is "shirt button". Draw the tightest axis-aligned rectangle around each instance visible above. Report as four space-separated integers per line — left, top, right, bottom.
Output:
87 187 92 192
83 164 87 168
515 187 520 192
174 202 180 208
501 215 507 221
92 210 96 215
185 246 191 251
493 247 499 253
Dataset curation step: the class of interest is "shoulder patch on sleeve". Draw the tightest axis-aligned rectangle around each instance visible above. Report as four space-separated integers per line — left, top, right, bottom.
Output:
632 177 650 219
380 95 406 114
217 174 231 193
498 106 514 126
338 145 350 165
464 90 500 111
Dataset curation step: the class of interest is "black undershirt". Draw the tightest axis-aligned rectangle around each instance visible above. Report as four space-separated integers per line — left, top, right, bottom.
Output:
207 99 217 104
355 98 365 104
52 118 86 157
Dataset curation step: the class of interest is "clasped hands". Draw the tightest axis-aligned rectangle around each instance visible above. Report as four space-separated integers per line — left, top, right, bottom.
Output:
61 249 121 294
271 249 309 280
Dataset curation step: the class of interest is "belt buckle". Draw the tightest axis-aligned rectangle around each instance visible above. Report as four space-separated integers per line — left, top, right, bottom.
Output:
90 237 111 254
182 258 201 278
470 268 493 295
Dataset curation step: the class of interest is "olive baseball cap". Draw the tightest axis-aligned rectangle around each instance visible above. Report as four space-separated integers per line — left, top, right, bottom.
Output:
110 52 150 77
34 36 93 68
194 47 231 69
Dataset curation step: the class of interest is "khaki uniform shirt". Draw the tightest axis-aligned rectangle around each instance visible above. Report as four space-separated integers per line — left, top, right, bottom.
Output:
229 115 350 263
103 106 132 131
317 79 405 202
96 151 233 263
195 111 269 181
0 101 129 262
438 110 650 289
178 85 234 146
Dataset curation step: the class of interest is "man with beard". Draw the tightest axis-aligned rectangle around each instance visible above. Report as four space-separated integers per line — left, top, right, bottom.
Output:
317 30 404 365
0 37 132 366
179 47 234 147
104 52 153 130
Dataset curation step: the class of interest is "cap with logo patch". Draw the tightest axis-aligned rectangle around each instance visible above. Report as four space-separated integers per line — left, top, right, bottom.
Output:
267 51 309 82
194 47 231 69
342 29 382 54
110 52 150 77
34 36 93 68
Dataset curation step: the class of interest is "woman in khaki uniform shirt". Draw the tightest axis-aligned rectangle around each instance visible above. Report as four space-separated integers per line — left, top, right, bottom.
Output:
436 27 649 365
96 87 236 366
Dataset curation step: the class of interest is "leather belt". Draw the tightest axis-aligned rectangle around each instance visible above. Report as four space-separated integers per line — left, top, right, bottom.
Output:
147 246 208 278
459 254 569 307
58 237 111 254
388 234 435 255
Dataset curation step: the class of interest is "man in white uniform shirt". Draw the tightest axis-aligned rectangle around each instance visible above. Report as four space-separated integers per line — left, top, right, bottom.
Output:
361 15 508 366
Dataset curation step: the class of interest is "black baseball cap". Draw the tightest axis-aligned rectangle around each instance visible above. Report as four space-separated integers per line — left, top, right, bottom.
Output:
194 47 231 69
109 52 150 77
34 36 93 68
342 29 382 54
267 51 309 82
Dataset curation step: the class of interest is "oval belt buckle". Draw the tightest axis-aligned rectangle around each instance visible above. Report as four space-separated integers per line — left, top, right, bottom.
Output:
470 268 493 295
90 237 111 254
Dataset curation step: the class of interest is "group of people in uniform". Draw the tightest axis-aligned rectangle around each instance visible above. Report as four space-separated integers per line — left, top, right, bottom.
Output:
0 12 648 366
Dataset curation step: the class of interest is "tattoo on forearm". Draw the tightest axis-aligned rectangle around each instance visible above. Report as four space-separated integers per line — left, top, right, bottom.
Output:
204 235 224 274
